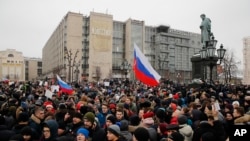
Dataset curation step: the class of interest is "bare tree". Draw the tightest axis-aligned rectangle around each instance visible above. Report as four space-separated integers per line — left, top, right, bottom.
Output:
222 49 241 83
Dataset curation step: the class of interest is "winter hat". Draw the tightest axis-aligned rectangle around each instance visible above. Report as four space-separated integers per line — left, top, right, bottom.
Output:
166 124 180 131
201 132 215 141
18 112 29 122
73 112 83 120
134 127 150 141
21 126 33 135
84 112 95 124
170 103 177 111
129 115 140 126
107 115 117 124
142 112 154 125
156 108 166 119
109 103 116 109
177 115 188 125
59 103 67 109
107 125 120 137
58 121 66 130
168 132 184 141
120 120 129 131
46 104 53 109
232 101 240 106
159 123 168 135
77 127 89 138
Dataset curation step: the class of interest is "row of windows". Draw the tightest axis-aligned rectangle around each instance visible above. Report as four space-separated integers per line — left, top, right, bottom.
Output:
7 60 23 63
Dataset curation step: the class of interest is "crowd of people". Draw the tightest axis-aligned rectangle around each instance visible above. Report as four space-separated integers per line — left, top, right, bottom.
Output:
0 78 250 141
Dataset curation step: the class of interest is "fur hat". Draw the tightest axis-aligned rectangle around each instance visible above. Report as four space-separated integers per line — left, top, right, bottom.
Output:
134 127 150 141
84 112 95 124
77 127 89 138
107 125 120 137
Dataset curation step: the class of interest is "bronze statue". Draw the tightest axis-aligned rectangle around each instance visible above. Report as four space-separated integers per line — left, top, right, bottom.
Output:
200 14 212 47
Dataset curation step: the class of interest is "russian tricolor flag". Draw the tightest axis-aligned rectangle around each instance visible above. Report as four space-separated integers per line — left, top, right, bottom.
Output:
56 75 73 94
133 43 161 86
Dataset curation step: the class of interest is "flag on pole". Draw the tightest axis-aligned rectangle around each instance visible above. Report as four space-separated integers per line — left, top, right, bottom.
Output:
56 75 73 94
133 43 161 86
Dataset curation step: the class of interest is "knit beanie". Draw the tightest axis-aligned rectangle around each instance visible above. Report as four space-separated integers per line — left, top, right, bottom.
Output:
107 125 120 137
77 127 89 138
134 127 150 141
107 115 117 124
73 112 83 120
177 115 188 125
168 132 184 141
84 112 95 124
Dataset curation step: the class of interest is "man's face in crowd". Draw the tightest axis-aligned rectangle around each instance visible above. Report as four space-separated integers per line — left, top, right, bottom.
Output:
102 105 109 114
84 119 93 129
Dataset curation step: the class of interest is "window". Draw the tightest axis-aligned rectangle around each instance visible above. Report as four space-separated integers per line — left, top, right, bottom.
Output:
8 54 14 57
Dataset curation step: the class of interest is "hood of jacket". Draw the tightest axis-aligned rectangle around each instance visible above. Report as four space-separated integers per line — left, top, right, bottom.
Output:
43 119 58 140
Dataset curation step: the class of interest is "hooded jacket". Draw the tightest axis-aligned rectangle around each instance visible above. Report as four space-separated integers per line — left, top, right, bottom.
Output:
40 119 59 141
179 124 193 141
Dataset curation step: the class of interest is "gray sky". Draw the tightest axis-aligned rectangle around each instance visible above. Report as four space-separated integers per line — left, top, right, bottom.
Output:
0 0 249 68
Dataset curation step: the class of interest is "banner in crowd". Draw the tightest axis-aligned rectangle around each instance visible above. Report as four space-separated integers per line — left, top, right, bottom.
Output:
133 43 161 86
56 75 73 94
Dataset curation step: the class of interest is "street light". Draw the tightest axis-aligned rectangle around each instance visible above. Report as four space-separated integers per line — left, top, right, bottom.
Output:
64 47 79 83
120 60 131 79
199 36 226 84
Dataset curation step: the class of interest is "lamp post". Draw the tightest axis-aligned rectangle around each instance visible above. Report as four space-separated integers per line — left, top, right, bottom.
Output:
199 36 226 84
64 47 79 83
120 60 131 79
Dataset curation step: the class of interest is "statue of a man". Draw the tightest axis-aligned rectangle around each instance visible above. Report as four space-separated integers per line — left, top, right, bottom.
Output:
200 14 212 47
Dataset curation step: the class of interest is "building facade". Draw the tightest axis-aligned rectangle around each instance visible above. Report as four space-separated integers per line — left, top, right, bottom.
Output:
243 36 250 85
0 49 25 81
42 11 202 83
24 57 42 81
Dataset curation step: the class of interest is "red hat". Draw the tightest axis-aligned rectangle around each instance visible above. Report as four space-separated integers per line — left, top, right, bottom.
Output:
173 93 179 99
143 112 154 119
170 103 177 111
109 103 116 109
159 123 168 135
142 112 154 125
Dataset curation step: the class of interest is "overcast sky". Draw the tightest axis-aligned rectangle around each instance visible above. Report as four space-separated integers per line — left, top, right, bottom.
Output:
0 0 249 68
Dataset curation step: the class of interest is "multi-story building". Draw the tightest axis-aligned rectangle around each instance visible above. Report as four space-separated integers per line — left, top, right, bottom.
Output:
0 49 25 81
24 57 42 81
42 11 201 83
243 36 250 85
